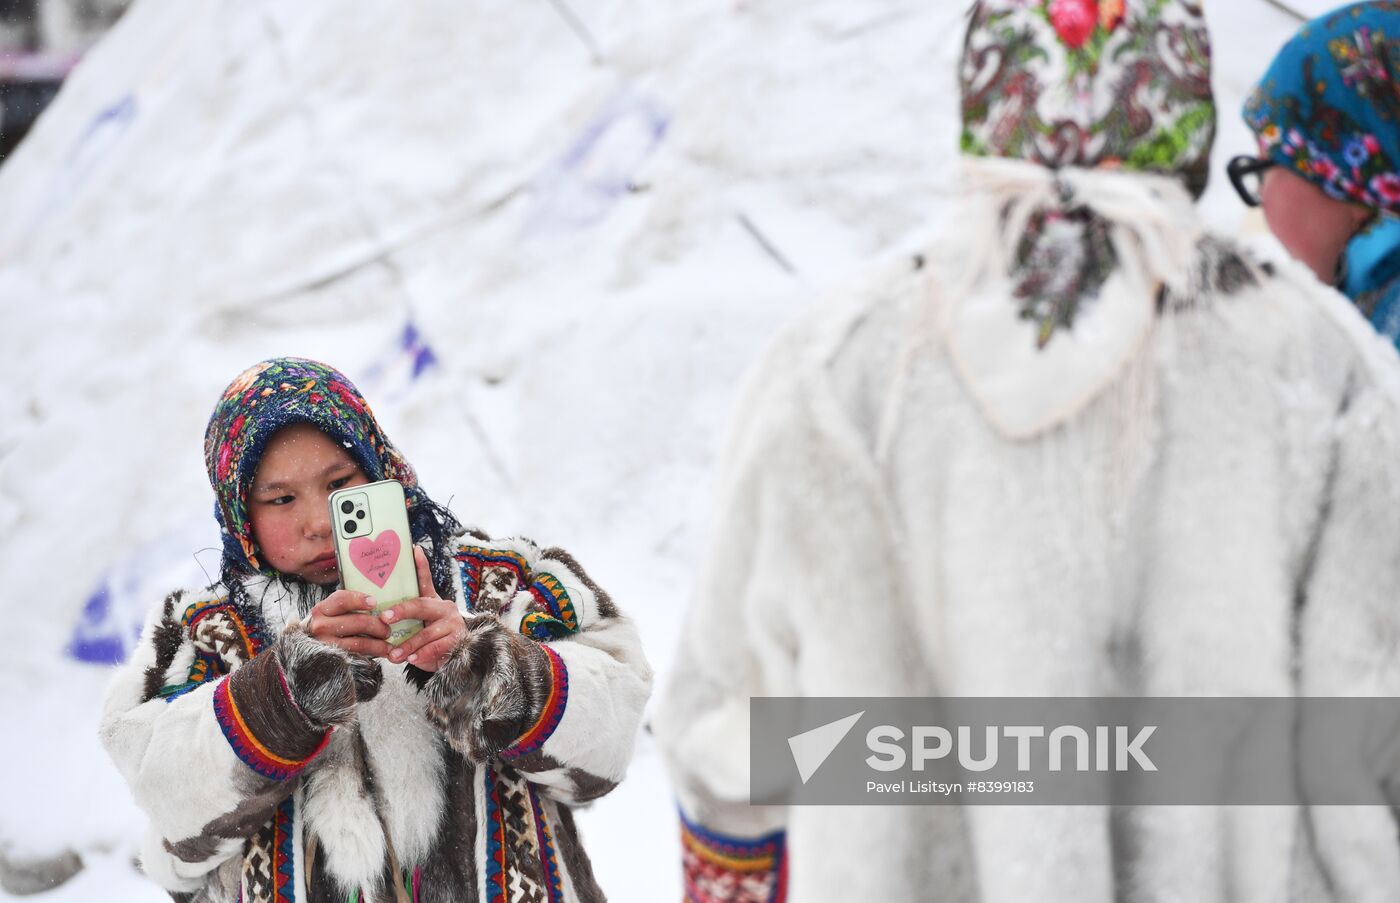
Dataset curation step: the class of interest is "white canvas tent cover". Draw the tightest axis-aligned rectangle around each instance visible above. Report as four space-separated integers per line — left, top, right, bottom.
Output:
0 0 1348 899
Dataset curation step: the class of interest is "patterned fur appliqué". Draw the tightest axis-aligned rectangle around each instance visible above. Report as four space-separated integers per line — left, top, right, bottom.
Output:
149 596 254 702
155 598 266 703
457 541 588 639
680 813 787 903
528 784 565 902
189 604 263 663
483 767 564 903
457 545 531 615
240 794 297 903
242 823 276 903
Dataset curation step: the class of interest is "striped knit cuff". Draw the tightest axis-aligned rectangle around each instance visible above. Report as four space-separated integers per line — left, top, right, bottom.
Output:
500 644 568 760
680 811 787 903
213 653 332 780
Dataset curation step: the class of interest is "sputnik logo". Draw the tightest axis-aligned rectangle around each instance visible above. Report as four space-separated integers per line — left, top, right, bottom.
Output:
787 711 865 784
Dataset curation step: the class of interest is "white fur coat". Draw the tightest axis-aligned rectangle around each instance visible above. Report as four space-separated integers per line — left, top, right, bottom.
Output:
655 164 1400 903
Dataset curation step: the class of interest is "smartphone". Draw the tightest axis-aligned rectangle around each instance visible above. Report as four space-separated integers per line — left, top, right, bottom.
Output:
328 479 423 646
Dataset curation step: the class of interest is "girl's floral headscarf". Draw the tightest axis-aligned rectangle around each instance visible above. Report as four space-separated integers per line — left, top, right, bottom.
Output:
1245 3 1400 215
204 358 461 597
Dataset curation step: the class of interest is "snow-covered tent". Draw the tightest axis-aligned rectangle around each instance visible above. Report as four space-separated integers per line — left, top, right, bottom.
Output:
0 0 1347 899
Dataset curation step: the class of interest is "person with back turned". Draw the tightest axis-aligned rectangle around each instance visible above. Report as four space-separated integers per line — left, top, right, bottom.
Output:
654 2 1400 900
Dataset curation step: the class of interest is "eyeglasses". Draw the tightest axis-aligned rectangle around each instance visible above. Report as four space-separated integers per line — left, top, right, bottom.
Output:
1227 155 1277 208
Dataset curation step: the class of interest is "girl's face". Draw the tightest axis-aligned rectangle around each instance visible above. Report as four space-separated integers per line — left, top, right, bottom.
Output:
247 422 369 584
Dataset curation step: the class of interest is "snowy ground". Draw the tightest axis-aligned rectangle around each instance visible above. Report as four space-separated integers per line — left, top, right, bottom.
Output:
0 0 1345 899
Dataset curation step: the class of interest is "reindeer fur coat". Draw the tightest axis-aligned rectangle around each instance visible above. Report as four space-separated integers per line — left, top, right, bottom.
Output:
101 531 652 903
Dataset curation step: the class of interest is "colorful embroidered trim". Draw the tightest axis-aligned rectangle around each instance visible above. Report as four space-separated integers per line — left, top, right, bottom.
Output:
528 784 565 903
188 654 213 686
455 545 530 609
680 811 787 903
180 596 232 629
155 600 247 702
158 651 221 703
500 645 568 760
182 597 264 660
519 611 574 641
272 796 296 903
212 676 330 780
483 769 509 903
527 573 578 631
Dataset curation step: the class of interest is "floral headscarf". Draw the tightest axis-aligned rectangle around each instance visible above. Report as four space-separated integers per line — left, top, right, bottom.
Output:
957 1 1214 351
961 0 1216 198
1244 2 1400 214
943 1 1212 440
204 357 458 583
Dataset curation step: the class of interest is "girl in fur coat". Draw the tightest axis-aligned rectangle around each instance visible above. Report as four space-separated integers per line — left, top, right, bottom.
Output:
101 356 652 903
655 2 1400 901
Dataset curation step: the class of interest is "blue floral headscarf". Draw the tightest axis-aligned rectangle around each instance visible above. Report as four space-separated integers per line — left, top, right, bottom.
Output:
1244 2 1400 344
1244 3 1400 213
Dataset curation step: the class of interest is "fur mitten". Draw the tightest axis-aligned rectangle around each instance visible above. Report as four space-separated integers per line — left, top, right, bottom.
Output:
424 614 553 762
215 625 383 780
273 623 383 729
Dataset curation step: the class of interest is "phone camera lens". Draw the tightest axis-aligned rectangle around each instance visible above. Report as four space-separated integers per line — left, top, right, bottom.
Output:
344 520 357 534
340 500 354 514
356 510 366 519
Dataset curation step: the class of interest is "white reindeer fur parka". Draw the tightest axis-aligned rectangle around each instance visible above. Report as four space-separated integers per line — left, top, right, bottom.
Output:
101 530 652 903
653 159 1400 902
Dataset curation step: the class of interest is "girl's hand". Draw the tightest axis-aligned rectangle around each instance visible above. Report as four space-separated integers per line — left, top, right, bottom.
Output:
382 546 467 672
306 589 393 659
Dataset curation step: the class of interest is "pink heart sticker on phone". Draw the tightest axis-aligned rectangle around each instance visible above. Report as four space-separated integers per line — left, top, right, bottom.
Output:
348 532 401 589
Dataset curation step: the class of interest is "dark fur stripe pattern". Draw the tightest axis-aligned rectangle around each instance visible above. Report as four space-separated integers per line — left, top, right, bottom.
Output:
142 591 187 702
